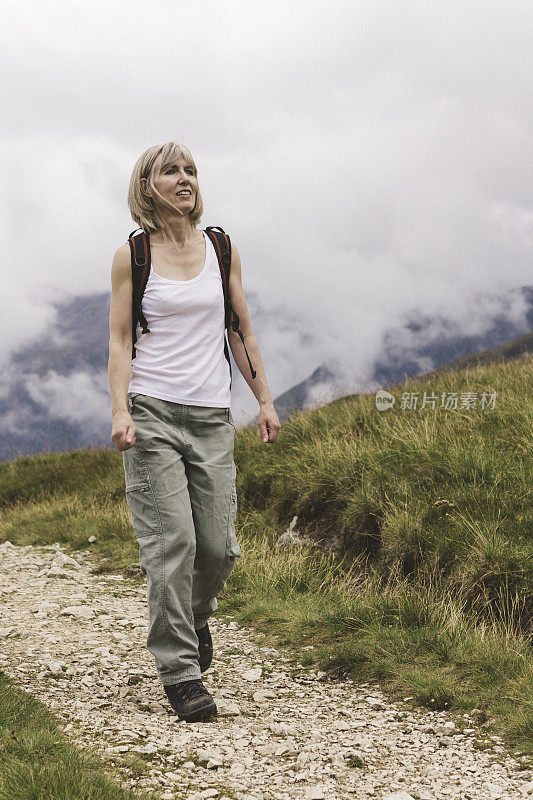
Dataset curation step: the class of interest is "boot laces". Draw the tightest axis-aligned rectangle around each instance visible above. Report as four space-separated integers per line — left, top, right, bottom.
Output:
178 679 206 701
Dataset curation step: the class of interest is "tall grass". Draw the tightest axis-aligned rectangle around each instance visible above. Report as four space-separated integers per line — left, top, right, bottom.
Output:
232 356 532 632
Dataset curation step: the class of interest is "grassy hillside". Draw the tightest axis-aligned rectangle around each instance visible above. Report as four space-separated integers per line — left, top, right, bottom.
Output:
0 355 531 755
423 330 533 375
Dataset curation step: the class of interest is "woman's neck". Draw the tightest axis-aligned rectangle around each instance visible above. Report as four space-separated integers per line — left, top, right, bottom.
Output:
151 217 197 247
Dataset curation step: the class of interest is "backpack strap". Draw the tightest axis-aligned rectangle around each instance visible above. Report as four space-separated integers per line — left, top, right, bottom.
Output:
128 228 151 360
204 226 232 326
204 226 257 382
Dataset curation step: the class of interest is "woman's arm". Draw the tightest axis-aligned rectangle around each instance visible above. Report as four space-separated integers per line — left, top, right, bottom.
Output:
108 244 137 451
227 242 281 443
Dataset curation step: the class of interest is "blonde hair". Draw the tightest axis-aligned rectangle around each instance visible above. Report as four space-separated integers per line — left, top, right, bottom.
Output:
128 142 204 233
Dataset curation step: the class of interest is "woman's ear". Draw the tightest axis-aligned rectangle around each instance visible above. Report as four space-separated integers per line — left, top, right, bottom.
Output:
140 177 152 198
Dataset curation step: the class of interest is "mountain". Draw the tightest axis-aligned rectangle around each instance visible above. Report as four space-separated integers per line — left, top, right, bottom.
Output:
372 286 533 389
274 286 533 421
0 286 531 461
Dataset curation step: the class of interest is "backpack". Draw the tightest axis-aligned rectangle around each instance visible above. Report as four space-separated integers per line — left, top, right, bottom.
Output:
128 226 257 389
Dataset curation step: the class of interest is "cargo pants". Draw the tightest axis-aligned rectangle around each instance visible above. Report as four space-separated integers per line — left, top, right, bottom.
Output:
122 392 241 686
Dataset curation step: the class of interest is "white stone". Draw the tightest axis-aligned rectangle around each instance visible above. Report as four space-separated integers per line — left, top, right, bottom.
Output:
215 699 241 716
382 793 416 800
45 566 64 577
60 605 96 620
305 788 325 799
434 721 457 736
45 661 67 675
33 602 60 613
365 696 385 708
163 771 181 781
253 690 276 702
52 552 83 569
242 667 262 681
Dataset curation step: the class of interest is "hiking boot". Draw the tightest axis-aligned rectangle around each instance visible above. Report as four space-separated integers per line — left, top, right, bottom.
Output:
163 678 217 722
196 622 213 673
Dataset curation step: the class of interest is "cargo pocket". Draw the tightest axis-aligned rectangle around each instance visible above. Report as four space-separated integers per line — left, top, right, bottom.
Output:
205 484 241 602
226 485 242 562
123 448 162 578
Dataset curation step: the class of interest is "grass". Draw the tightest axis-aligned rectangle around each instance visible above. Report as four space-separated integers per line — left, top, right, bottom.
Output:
224 535 532 751
0 671 154 800
0 355 532 765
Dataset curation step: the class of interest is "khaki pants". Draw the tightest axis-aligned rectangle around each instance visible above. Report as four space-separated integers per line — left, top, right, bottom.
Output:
122 392 241 686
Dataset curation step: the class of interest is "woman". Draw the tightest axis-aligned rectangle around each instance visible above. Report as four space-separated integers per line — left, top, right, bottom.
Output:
108 142 281 722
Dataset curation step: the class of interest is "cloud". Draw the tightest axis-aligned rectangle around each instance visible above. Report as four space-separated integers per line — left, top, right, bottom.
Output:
22 370 110 432
1 0 532 424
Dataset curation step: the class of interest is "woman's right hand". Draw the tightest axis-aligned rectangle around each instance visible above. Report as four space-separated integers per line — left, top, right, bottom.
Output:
111 411 136 451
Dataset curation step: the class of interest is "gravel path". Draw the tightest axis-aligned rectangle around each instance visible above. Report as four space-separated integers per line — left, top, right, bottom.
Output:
0 540 530 800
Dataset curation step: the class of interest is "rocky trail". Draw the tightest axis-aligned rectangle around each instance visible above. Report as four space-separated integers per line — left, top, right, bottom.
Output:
0 540 530 800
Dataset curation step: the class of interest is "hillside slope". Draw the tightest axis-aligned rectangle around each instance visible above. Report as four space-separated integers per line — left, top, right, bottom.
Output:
0 355 531 749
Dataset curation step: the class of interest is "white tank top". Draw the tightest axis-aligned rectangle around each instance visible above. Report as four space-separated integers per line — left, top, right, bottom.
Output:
128 229 231 407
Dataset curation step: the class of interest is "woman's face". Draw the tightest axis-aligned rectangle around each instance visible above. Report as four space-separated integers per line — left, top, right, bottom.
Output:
146 153 199 217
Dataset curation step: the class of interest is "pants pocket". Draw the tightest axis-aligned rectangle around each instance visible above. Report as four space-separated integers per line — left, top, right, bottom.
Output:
227 408 237 432
127 392 140 414
226 485 241 559
123 447 162 541
202 484 241 603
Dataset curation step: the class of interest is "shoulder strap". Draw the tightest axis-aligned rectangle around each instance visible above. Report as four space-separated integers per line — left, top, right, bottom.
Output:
128 228 151 360
204 227 232 326
204 227 233 386
204 226 257 382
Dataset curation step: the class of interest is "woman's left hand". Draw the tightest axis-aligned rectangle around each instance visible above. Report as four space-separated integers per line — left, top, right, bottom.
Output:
258 402 281 444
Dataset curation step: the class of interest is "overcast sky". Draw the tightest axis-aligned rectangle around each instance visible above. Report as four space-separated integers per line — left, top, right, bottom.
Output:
2 0 532 426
